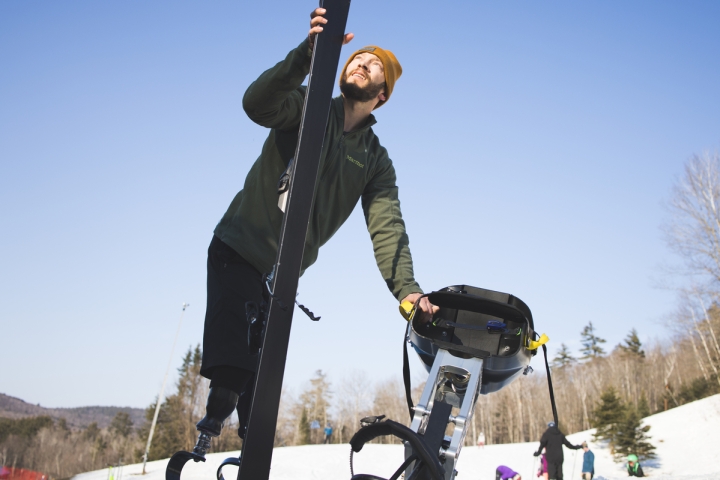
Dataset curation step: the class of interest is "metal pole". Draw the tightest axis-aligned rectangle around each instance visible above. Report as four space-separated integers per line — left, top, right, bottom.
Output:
471 408 477 446
531 455 537 480
141 303 189 474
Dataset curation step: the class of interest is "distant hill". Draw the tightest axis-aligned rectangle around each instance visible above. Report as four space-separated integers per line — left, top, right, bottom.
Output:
0 393 145 430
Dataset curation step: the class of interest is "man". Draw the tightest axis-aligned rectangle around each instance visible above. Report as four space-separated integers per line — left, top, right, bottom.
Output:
581 441 594 480
188 6 437 456
496 465 521 480
533 422 582 480
626 454 644 477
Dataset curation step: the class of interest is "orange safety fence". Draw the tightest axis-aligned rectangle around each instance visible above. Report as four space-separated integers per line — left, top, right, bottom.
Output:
0 467 48 480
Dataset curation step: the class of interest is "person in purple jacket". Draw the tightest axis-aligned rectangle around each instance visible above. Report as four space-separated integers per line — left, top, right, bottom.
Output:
496 465 522 480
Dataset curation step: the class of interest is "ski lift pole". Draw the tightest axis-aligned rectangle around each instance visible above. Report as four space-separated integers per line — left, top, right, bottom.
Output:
142 303 189 474
531 455 536 480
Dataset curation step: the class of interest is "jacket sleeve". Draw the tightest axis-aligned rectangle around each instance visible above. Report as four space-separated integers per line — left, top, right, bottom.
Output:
535 431 548 455
562 436 581 449
242 38 313 131
362 151 422 301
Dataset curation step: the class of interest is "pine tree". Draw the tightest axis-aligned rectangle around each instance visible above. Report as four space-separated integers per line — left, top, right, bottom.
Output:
618 328 645 358
83 422 100 441
552 343 576 369
297 408 311 445
299 370 332 444
591 386 624 443
110 412 134 437
580 322 607 359
637 394 650 418
613 404 656 461
138 344 206 461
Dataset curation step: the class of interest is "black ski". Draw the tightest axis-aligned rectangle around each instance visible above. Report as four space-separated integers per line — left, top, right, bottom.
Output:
236 0 351 478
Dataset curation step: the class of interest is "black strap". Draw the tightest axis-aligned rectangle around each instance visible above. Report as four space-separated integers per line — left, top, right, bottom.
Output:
349 420 445 480
403 322 414 420
542 343 559 427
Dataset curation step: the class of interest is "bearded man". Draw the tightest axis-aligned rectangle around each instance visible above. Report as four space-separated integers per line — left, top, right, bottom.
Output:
190 6 437 452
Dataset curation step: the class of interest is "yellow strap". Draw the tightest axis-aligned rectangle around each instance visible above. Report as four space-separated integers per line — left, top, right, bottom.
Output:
527 333 549 350
399 300 416 322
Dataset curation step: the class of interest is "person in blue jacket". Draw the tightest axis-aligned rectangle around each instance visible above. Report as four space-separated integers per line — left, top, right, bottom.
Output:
581 442 594 480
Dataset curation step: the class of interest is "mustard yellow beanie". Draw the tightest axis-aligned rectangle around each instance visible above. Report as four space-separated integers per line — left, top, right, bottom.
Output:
340 45 402 108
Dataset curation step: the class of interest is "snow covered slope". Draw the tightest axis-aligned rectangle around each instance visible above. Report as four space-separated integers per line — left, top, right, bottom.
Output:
73 394 720 480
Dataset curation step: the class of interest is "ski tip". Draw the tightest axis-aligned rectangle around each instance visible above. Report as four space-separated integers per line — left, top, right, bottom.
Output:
165 451 205 480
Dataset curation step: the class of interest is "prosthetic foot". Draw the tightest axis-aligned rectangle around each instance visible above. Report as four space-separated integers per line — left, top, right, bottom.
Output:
166 387 239 480
195 386 240 448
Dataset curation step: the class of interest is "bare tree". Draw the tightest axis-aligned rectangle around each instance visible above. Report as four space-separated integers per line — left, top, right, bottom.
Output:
664 151 720 286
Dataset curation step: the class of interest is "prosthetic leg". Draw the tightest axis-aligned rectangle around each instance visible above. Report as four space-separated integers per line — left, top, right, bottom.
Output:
166 297 264 480
165 387 239 480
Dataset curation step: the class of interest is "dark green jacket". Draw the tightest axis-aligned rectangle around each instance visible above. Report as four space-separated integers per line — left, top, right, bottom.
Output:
214 39 422 301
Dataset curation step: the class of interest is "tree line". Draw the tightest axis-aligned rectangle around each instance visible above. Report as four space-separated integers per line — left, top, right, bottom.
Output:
3 152 719 477
0 412 136 479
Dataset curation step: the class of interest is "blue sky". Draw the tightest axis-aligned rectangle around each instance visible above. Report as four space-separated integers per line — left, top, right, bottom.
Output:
1 1 719 409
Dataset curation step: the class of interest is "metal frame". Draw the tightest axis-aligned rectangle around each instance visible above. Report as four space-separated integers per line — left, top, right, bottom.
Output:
407 349 484 480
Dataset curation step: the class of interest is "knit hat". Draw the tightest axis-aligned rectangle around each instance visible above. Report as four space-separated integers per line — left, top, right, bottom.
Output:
627 454 638 463
340 45 402 108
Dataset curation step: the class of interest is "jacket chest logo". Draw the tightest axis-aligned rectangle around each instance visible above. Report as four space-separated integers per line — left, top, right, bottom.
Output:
346 155 364 168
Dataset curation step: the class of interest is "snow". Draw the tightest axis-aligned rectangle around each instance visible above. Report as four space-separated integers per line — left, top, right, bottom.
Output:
73 394 720 480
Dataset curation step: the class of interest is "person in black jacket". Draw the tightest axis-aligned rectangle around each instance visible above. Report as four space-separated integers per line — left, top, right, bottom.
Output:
533 422 581 480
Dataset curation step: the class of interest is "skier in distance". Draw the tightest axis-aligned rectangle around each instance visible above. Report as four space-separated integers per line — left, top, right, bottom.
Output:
581 441 594 480
626 454 644 477
533 422 582 480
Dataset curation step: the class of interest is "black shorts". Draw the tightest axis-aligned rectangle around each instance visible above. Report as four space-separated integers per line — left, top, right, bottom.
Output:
200 235 266 378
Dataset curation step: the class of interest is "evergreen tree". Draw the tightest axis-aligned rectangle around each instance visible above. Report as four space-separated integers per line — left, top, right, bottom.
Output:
299 370 332 444
110 412 134 437
637 394 651 418
57 418 71 438
580 322 607 359
618 328 645 358
0 416 53 442
83 422 100 441
552 343 576 369
591 386 624 443
613 404 656 461
297 408 310 445
139 344 206 461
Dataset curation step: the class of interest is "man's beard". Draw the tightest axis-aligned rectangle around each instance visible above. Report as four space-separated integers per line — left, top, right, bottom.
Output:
340 72 386 103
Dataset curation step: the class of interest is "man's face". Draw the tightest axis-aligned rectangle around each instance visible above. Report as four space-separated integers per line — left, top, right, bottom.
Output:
340 52 386 103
